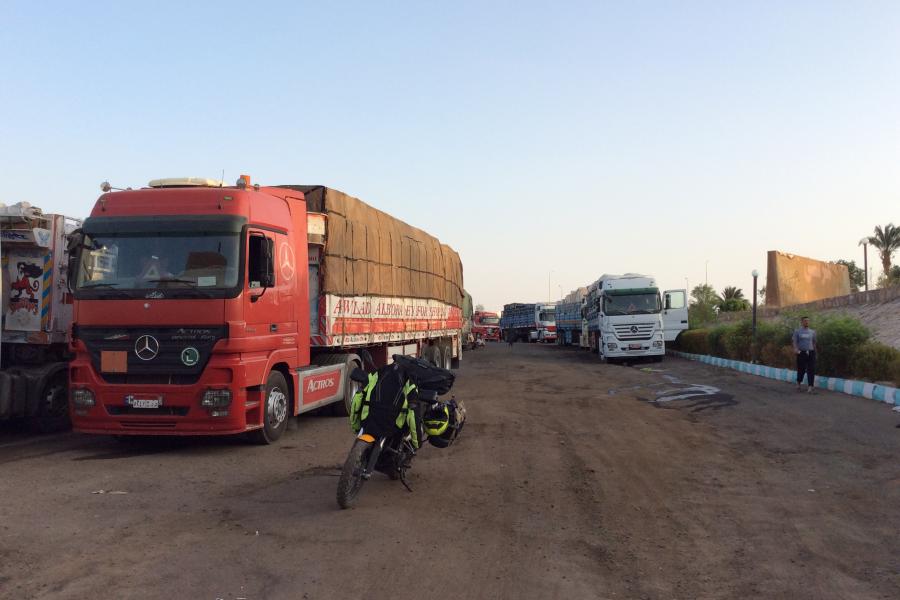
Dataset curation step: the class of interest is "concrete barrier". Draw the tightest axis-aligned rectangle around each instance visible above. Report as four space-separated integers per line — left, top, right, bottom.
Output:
670 350 900 407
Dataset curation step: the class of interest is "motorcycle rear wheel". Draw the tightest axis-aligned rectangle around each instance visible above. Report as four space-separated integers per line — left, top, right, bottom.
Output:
337 439 373 509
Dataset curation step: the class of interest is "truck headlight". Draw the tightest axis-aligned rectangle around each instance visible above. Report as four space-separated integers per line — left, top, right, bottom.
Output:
653 340 664 348
202 388 232 408
72 388 96 407
607 343 618 350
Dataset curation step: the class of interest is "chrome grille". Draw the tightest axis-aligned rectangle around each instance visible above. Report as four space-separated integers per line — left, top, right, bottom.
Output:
613 323 655 340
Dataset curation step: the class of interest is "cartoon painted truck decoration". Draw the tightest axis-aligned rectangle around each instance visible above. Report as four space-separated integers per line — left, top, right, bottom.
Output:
68 177 464 443
1 202 81 430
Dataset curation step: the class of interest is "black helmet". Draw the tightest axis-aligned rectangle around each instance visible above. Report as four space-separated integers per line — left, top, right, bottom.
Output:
426 398 466 448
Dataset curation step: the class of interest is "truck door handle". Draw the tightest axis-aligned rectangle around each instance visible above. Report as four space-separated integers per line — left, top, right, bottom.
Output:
270 324 278 332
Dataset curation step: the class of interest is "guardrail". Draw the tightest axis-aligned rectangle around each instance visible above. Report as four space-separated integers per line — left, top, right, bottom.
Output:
669 350 900 407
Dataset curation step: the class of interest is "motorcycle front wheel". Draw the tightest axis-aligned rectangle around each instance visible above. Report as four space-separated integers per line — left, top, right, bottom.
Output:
337 439 373 509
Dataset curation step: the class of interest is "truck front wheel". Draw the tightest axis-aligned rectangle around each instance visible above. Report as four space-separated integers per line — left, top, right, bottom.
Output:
248 371 290 445
33 370 71 433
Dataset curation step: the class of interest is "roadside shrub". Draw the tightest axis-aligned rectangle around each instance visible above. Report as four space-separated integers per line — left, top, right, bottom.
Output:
723 320 753 362
676 329 710 354
754 320 793 368
848 342 900 386
813 314 870 377
707 325 731 358
675 310 898 385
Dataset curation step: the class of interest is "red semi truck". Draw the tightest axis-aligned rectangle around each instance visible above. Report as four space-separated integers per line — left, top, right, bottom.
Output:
472 310 501 342
68 177 464 443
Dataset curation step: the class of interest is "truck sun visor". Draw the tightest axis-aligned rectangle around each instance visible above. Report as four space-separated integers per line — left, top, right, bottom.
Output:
83 215 248 235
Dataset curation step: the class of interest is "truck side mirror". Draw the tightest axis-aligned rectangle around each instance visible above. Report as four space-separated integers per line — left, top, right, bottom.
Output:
66 229 84 292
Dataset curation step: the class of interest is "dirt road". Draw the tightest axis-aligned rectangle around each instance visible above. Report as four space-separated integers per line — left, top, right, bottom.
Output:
2 343 898 599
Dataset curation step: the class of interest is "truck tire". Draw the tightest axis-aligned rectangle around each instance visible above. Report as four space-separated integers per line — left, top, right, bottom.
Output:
247 371 290 445
440 343 452 370
334 358 361 417
32 370 71 433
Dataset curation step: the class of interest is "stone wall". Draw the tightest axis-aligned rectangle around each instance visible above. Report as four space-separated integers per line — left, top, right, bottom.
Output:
718 285 900 323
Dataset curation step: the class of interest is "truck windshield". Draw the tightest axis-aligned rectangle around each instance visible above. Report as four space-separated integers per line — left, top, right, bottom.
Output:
539 310 556 322
76 232 240 295
480 316 500 325
603 293 661 316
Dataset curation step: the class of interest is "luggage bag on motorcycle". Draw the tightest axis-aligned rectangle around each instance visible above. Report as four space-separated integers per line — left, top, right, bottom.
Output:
391 354 455 394
351 363 419 445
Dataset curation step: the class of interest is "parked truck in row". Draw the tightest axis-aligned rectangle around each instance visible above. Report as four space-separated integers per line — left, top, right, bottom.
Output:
500 302 556 343
555 287 586 346
472 310 501 342
1 202 80 431
68 177 465 443
582 273 687 362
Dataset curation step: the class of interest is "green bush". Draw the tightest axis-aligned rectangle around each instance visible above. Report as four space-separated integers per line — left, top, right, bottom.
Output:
707 325 731 358
676 329 710 354
848 342 900 386
673 312 897 386
754 320 793 368
723 320 753 361
813 314 870 377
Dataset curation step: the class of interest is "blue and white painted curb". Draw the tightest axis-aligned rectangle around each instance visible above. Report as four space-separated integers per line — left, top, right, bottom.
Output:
670 351 900 407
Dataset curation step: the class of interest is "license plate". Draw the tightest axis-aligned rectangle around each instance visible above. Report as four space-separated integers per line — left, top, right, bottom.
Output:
628 343 642 350
126 395 163 409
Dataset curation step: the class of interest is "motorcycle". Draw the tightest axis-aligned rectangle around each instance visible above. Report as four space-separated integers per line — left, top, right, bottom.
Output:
336 353 465 509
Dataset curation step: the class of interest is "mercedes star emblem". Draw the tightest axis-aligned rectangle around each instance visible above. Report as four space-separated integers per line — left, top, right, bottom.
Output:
630 325 638 334
135 335 160 361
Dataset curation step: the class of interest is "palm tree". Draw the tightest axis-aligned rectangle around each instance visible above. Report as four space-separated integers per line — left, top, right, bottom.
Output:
717 286 750 312
720 286 745 301
867 223 900 278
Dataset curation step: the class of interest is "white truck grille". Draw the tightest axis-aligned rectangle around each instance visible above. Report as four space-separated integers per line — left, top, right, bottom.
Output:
613 323 655 340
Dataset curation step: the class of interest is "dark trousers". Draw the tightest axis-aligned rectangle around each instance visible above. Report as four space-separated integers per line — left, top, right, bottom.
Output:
797 350 816 386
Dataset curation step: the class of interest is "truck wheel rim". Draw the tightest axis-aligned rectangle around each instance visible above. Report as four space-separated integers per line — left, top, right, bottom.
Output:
268 387 287 427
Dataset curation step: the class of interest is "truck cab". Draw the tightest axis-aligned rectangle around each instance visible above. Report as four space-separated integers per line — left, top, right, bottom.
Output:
535 303 556 343
583 274 686 362
472 311 501 342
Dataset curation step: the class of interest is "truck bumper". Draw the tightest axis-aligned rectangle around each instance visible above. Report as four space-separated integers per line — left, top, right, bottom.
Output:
603 344 664 358
69 354 259 436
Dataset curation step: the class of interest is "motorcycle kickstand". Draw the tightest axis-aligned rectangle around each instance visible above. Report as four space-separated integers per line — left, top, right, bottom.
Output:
399 467 413 493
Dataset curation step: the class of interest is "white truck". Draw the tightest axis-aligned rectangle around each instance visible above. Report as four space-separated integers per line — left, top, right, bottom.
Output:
1 202 80 431
582 273 688 363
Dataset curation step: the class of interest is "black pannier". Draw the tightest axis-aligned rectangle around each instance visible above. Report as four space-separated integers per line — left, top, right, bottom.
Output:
391 354 455 395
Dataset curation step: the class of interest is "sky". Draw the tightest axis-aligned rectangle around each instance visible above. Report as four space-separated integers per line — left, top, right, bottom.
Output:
2 1 898 312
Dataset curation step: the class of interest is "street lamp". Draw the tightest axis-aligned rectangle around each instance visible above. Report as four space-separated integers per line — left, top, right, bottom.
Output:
858 237 869 292
751 269 759 363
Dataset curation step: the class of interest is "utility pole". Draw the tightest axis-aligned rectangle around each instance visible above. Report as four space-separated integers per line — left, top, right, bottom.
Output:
858 237 869 291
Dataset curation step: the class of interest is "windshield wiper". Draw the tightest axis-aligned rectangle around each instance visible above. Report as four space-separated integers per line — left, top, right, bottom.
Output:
146 278 197 286
80 282 120 289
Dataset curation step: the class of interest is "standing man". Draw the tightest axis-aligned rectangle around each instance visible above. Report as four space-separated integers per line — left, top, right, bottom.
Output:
792 316 817 393
506 331 515 349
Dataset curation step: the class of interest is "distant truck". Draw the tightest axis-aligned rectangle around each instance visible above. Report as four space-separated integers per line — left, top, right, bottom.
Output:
555 287 586 346
1 202 81 431
472 310 501 342
500 302 557 343
68 178 464 443
462 291 475 349
582 273 687 362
